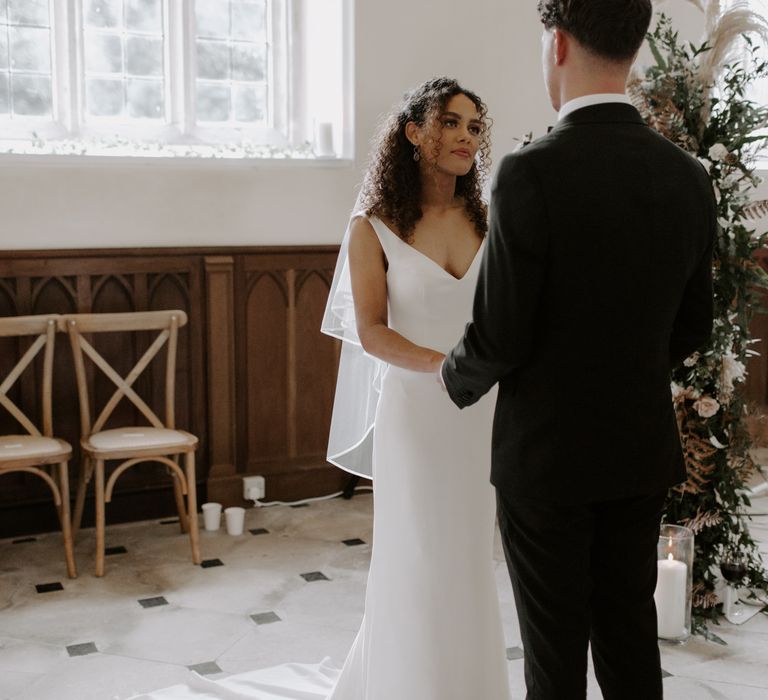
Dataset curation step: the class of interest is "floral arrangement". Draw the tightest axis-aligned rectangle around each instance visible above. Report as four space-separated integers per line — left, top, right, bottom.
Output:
628 0 768 632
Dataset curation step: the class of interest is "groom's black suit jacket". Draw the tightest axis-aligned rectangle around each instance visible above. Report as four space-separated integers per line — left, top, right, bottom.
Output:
443 103 715 503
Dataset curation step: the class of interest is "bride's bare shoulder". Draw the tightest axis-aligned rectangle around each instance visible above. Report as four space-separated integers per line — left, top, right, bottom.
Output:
349 214 376 240
349 215 386 268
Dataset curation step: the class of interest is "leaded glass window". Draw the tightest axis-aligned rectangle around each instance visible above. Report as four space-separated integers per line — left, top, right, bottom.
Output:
0 0 53 118
195 0 268 124
83 0 165 121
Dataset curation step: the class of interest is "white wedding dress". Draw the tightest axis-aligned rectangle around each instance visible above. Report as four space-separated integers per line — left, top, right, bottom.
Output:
130 215 511 700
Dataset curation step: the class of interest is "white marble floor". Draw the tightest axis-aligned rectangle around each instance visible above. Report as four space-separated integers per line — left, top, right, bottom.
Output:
0 492 766 700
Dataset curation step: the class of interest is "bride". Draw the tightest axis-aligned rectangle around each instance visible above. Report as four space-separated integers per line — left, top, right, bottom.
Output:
131 76 510 700
325 76 509 700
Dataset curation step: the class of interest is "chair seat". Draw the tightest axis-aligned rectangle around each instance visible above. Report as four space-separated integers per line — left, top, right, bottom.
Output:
85 427 196 454
0 435 70 462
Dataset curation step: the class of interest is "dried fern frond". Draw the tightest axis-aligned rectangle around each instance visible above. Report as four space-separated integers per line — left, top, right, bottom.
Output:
692 583 720 609
681 509 724 533
626 76 648 110
743 199 768 221
677 429 719 493
697 2 768 85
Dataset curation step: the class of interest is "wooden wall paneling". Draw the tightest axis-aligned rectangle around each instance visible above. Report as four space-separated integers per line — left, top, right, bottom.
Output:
0 245 346 536
236 251 347 502
204 257 238 504
294 269 339 457
242 268 290 468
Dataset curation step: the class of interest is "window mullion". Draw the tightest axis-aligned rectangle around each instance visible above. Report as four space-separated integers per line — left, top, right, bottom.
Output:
166 0 186 136
271 0 288 141
68 0 83 135
287 0 305 148
171 0 196 138
50 0 78 135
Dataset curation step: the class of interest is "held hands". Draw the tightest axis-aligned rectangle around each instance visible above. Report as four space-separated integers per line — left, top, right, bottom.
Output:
431 352 447 391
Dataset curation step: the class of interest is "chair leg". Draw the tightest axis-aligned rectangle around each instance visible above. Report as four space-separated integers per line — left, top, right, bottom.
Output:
184 452 201 565
95 459 106 577
58 461 77 579
170 458 189 534
72 455 93 538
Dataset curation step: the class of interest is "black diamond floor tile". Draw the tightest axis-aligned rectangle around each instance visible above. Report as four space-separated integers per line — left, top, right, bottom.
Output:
105 545 128 556
67 642 98 657
251 611 281 625
201 558 224 568
188 661 222 675
138 596 169 608
342 538 366 546
249 528 270 536
35 582 63 593
300 571 329 582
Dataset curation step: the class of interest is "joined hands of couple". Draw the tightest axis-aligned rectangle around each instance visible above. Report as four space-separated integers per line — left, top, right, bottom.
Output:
431 352 447 391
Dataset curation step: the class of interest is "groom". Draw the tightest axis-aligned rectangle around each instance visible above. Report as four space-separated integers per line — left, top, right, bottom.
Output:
442 0 715 697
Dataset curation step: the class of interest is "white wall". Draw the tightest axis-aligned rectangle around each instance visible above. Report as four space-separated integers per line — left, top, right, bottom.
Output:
0 1 760 250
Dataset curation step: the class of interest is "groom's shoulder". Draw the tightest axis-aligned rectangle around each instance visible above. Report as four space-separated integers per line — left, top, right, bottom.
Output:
494 135 553 183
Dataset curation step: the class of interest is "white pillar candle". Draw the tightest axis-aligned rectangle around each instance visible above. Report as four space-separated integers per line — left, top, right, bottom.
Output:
315 122 334 157
654 553 687 638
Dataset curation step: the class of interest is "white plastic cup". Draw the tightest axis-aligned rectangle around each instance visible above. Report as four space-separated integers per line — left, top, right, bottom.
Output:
224 506 246 536
201 502 222 532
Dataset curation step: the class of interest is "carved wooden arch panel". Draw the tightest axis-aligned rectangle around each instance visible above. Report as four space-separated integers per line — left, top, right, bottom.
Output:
31 276 77 311
0 279 17 317
244 271 290 462
246 270 290 307
294 270 339 457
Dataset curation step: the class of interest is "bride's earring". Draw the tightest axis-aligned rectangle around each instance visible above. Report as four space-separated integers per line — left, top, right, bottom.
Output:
413 146 420 162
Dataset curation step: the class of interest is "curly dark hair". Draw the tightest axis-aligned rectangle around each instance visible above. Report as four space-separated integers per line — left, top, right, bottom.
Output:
360 77 491 241
537 0 652 62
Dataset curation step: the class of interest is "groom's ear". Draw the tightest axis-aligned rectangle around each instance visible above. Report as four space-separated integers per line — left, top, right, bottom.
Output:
553 29 568 66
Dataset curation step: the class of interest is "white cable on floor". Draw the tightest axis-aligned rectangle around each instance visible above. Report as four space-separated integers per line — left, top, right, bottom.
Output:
248 485 373 508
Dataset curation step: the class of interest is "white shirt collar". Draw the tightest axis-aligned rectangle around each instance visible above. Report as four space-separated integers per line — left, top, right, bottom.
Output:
557 93 632 121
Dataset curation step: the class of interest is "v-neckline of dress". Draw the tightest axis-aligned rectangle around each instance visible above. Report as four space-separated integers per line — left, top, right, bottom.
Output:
375 217 485 282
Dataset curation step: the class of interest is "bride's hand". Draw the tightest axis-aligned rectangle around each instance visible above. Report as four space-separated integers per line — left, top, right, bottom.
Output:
430 352 447 391
429 352 446 374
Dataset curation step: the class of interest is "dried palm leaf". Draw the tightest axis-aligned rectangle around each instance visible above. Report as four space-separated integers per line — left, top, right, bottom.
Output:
697 2 768 85
705 0 723 36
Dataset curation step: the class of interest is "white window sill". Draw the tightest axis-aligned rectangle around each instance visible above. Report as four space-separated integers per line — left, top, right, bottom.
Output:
0 152 353 169
0 138 351 169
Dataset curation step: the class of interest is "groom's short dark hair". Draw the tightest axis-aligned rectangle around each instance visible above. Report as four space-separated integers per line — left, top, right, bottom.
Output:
537 0 652 62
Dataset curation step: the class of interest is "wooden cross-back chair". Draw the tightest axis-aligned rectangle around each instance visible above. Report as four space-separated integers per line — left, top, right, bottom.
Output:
0 314 76 578
61 310 200 576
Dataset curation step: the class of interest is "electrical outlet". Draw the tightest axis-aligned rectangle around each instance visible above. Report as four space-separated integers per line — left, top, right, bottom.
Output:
243 475 265 500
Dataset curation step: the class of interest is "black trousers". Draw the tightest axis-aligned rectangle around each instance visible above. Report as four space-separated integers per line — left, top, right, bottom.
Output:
496 488 667 700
